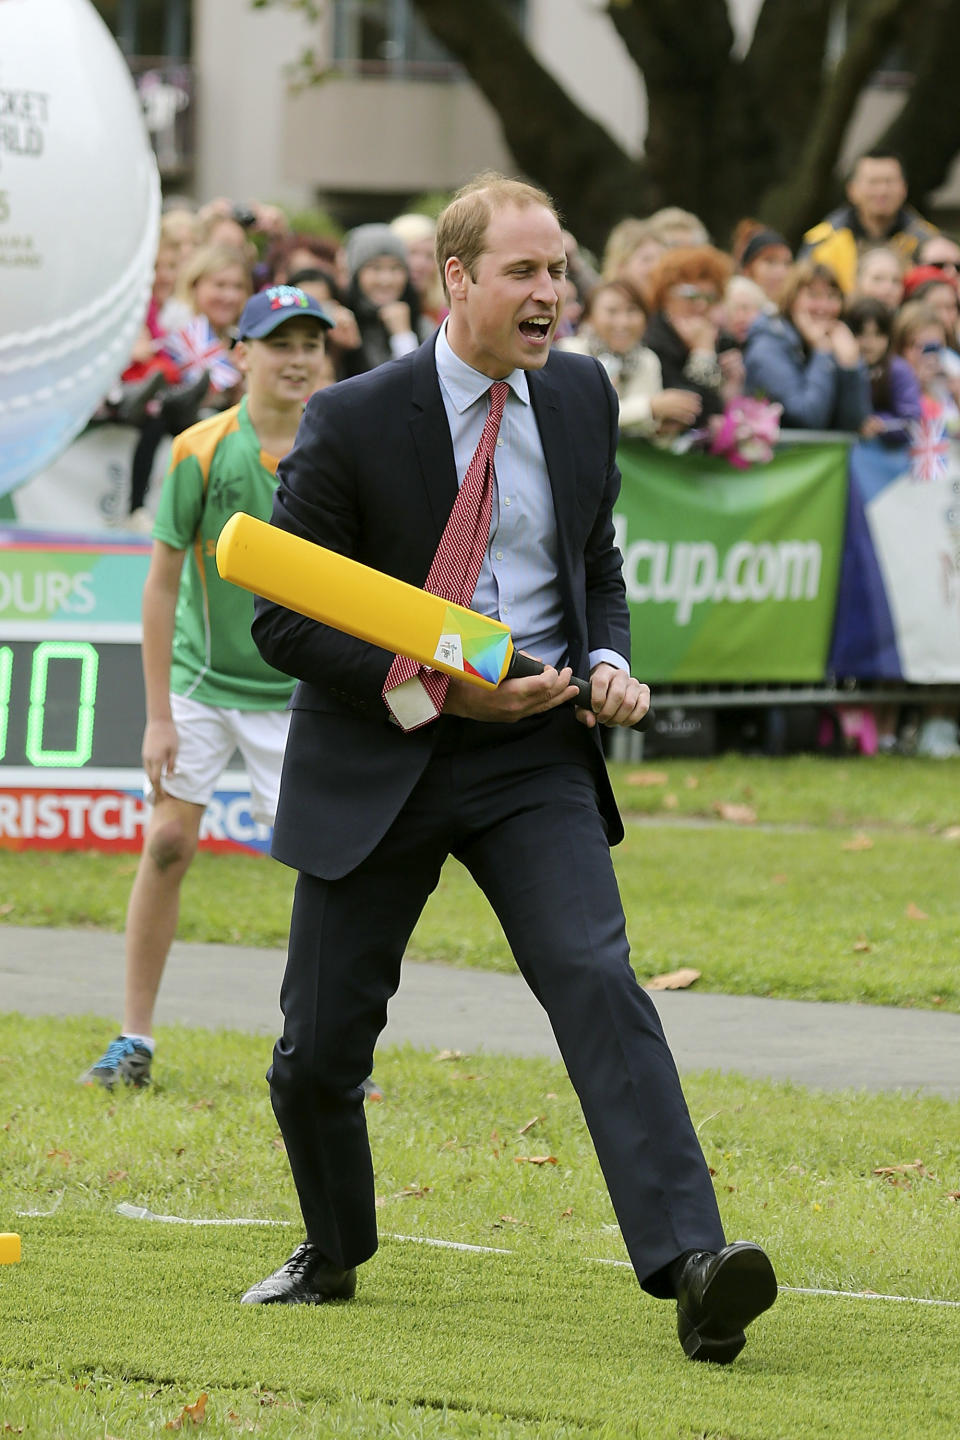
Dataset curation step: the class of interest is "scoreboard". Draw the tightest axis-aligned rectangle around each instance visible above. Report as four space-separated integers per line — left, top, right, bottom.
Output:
0 529 270 854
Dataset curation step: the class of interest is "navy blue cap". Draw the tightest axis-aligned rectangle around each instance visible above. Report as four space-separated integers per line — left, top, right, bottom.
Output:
237 285 335 340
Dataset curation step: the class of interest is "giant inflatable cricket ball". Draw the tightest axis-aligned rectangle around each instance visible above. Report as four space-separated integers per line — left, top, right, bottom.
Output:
0 0 160 495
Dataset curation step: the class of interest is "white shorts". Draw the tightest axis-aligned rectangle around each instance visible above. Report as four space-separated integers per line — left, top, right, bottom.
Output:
153 692 291 825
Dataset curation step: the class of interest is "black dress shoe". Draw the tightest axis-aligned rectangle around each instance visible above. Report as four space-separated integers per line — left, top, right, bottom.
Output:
240 1242 357 1305
675 1241 777 1363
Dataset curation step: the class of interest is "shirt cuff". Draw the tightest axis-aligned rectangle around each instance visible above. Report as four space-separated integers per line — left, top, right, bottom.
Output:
589 648 630 674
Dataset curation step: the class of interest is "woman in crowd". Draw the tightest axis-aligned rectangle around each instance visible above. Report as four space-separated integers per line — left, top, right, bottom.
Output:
732 221 793 306
115 236 183 407
159 243 252 347
340 223 431 378
642 246 734 425
892 300 956 423
901 266 960 386
852 244 905 312
845 296 921 442
126 245 252 526
390 212 447 329
557 280 701 437
601 218 666 296
744 260 869 431
902 265 960 406
646 206 710 249
157 206 200 288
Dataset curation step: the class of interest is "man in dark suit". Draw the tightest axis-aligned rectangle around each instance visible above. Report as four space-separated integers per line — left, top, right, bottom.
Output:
242 174 777 1363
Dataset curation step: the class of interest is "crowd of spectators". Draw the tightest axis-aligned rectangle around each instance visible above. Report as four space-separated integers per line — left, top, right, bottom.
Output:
100 147 960 755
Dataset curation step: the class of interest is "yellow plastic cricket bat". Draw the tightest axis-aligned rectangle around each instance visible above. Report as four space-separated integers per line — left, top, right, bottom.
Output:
216 511 651 725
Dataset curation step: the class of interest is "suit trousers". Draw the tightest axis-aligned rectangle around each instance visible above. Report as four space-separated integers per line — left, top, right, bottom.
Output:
267 707 726 1296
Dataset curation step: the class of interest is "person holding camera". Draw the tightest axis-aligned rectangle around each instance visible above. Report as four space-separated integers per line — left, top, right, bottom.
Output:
196 197 290 256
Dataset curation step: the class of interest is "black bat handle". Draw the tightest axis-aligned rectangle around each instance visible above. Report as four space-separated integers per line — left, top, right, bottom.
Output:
505 652 652 732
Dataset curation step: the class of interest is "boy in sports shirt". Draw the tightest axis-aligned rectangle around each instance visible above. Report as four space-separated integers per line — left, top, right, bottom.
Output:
81 286 334 1089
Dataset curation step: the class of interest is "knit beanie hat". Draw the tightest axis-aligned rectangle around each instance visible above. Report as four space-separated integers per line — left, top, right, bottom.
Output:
739 228 790 268
345 223 409 280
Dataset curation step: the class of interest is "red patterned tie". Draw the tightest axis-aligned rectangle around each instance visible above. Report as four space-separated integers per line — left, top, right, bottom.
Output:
383 380 510 730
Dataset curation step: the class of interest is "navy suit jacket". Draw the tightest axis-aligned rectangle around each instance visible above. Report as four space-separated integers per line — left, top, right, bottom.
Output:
252 336 632 879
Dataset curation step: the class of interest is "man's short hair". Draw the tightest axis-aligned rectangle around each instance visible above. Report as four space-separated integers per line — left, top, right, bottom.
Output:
435 172 560 298
848 148 907 184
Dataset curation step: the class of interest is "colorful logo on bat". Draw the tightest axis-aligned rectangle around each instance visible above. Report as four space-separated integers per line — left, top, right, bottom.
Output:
435 606 510 685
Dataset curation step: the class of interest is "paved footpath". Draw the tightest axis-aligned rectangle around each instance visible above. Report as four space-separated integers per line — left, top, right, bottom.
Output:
3 924 959 1099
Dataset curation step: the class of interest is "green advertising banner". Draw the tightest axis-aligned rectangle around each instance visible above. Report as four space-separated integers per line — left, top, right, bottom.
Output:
614 441 850 682
0 539 150 632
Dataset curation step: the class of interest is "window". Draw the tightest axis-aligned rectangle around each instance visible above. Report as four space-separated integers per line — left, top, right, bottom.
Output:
332 0 525 80
92 0 191 60
92 1 194 177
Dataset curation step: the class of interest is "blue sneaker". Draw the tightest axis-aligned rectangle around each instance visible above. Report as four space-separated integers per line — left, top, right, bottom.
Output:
79 1036 152 1090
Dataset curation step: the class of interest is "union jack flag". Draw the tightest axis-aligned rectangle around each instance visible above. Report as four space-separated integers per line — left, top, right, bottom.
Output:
163 317 241 392
908 415 949 483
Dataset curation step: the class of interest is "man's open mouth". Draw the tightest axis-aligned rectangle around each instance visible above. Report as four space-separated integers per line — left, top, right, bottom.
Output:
518 316 552 339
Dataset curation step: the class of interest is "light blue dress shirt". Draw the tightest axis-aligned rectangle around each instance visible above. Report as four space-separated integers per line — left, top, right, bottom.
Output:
434 321 628 677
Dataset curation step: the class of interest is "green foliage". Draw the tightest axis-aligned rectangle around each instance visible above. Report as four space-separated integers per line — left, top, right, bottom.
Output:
406 189 455 219
282 205 344 240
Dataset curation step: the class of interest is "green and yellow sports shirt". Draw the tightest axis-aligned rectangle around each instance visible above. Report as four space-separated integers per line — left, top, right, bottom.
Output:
152 397 297 710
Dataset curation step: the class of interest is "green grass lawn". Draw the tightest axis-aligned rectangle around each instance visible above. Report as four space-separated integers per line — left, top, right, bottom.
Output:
607 752 960 830
1 1017 959 1439
3 756 958 1011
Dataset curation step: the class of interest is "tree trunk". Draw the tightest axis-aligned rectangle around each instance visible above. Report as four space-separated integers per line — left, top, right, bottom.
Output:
402 0 960 252
606 0 765 240
878 0 960 211
756 0 915 243
408 0 649 253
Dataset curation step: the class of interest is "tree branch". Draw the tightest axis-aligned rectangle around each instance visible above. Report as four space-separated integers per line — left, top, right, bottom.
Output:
410 0 648 250
605 0 741 219
742 0 833 169
877 0 960 205
758 0 914 240
606 0 734 84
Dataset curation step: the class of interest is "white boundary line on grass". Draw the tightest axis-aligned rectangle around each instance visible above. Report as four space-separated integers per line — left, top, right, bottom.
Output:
777 1284 960 1309
110 1205 960 1308
115 1203 291 1226
386 1231 513 1255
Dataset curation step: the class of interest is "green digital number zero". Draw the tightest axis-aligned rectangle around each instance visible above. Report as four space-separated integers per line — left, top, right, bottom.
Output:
0 646 11 759
25 641 100 767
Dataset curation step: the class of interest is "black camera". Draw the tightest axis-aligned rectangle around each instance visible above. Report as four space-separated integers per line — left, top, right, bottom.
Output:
231 205 257 230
